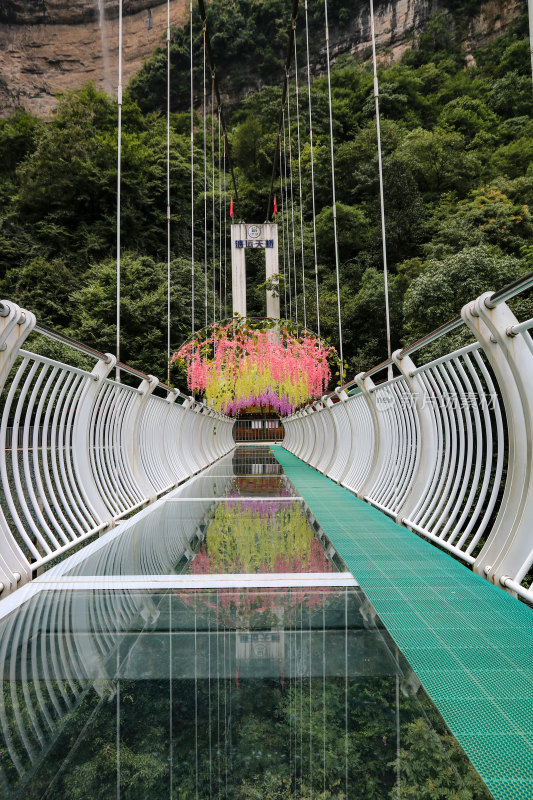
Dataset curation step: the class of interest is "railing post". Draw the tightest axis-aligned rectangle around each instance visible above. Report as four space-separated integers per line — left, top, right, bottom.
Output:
319 394 339 476
0 302 36 592
462 292 533 588
333 388 360 485
72 354 117 525
127 375 161 502
351 372 383 499
392 350 437 525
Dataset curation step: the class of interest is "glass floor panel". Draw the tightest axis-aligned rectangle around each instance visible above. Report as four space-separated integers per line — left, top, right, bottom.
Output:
61 447 343 578
0 446 493 799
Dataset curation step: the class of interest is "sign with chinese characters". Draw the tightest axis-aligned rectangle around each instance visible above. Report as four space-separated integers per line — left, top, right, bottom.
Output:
235 239 274 249
231 222 279 318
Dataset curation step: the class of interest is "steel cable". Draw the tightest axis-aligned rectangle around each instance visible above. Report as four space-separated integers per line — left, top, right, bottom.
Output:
282 110 293 321
293 22 307 329
190 0 195 334
279 133 288 319
166 0 171 381
286 74 299 326
203 22 208 328
324 0 344 376
304 0 320 335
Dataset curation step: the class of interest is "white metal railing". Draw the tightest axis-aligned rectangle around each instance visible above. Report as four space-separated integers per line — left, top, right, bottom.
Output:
0 300 235 595
283 277 533 606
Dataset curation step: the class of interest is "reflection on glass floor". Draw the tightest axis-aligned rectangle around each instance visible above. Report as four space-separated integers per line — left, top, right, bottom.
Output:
52 446 344 579
0 447 492 799
0 586 492 799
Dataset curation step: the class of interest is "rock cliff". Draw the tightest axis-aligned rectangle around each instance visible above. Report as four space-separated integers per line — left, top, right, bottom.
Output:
0 0 188 116
0 0 526 118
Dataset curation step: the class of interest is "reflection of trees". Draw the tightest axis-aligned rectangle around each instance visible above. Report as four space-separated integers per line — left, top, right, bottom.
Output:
0 590 492 800
8 675 492 800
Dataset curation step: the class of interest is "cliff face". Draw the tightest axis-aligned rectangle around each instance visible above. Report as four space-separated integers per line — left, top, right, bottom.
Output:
0 0 188 116
0 0 526 118
328 0 524 65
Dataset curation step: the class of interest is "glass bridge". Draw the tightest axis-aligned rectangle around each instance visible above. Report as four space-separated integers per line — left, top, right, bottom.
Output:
0 446 492 799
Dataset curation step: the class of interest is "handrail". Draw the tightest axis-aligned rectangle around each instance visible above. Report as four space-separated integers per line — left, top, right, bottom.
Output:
336 268 533 393
33 321 112 362
486 267 533 307
0 300 236 595
284 286 533 607
32 321 186 398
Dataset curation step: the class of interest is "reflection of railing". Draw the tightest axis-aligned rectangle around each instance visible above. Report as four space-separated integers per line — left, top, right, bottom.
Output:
283 282 533 606
0 300 235 595
0 583 395 798
233 418 284 442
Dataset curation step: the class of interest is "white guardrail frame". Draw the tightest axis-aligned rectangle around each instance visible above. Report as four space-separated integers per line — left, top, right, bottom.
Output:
283 289 533 606
0 300 235 595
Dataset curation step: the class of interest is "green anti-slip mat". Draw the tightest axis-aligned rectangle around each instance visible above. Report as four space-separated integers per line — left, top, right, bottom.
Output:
273 445 533 800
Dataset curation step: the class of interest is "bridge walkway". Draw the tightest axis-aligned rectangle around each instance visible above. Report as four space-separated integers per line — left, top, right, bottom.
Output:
273 445 533 800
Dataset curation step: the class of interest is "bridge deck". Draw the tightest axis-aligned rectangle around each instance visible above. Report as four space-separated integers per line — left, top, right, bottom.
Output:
273 445 533 800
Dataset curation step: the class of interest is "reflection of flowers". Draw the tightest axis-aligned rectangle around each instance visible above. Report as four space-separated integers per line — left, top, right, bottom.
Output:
224 486 291 517
182 500 338 625
172 317 337 416
189 500 335 575
177 586 341 629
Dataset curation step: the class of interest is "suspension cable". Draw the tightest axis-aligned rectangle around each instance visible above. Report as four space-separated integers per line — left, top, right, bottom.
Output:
282 109 293 320
203 22 208 328
190 0 195 335
279 132 288 319
370 0 392 372
197 0 239 216
324 0 344 376
266 0 300 222
223 136 227 318
286 74 299 326
167 0 171 382
116 0 123 382
293 21 307 329
304 0 320 335
212 72 216 325
218 111 222 319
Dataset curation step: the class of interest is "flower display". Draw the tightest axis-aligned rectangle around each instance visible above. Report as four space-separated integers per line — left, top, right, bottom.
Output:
171 317 338 416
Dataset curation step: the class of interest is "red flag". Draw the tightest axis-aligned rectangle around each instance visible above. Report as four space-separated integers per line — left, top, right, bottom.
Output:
229 197 234 218
273 195 277 216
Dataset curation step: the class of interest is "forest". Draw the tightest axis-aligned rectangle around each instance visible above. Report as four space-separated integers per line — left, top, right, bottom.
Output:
0 3 532 383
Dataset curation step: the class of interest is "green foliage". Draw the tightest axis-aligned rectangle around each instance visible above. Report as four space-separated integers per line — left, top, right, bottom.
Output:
402 245 526 346
65 253 209 377
397 127 481 198
424 184 533 259
394 717 493 799
0 8 531 381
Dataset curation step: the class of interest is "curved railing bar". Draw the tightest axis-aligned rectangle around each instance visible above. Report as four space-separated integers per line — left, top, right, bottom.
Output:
283 278 533 607
334 268 533 394
0 300 236 596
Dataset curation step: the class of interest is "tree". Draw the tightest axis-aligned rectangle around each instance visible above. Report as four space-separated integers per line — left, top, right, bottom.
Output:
66 254 210 377
315 203 370 267
487 72 533 119
402 245 526 347
392 718 493 800
398 127 480 198
437 97 497 143
424 185 533 259
1 256 77 329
